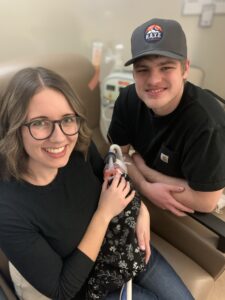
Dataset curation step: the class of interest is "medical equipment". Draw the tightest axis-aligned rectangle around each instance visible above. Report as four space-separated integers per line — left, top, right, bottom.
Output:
100 70 134 139
100 43 134 139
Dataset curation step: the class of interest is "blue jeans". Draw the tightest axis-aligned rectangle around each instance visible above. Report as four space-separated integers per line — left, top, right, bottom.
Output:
0 289 7 300
106 245 194 300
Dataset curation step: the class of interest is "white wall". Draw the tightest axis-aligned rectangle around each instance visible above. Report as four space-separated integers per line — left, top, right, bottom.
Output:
0 0 224 97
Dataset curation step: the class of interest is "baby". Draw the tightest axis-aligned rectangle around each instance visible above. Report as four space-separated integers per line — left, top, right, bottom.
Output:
86 144 146 299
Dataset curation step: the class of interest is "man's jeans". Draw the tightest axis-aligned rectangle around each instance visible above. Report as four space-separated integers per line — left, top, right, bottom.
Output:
106 245 194 300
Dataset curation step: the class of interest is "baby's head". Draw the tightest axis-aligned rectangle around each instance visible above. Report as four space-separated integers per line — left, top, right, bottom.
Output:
104 144 127 180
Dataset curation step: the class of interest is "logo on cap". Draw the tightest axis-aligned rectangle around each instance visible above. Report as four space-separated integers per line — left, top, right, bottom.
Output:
145 24 163 43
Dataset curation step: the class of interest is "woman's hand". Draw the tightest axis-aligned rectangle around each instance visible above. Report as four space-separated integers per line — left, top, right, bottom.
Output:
98 173 135 221
78 174 134 261
136 202 151 264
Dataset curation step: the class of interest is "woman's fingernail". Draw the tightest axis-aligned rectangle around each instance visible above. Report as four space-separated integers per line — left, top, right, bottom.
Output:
140 245 145 250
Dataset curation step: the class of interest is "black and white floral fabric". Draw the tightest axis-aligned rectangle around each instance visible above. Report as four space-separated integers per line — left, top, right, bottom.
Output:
86 145 146 299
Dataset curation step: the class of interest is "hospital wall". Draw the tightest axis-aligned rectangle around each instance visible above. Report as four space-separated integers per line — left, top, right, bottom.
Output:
0 0 224 97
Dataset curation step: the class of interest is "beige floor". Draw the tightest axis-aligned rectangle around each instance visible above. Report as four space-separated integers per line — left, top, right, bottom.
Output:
208 271 225 300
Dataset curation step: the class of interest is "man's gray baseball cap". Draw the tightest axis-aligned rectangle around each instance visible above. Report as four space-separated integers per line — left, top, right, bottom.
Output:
125 18 187 66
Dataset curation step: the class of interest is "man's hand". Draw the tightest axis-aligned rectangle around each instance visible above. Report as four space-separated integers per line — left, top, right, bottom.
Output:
123 147 221 214
141 181 194 216
136 202 151 263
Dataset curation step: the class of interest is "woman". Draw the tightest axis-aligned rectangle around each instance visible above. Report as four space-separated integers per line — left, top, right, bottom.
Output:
0 67 193 300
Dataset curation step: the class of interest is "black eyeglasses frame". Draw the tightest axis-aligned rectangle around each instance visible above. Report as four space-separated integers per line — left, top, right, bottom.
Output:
22 115 81 141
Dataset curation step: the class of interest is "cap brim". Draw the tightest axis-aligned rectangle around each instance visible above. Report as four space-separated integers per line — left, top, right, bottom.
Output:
124 50 186 66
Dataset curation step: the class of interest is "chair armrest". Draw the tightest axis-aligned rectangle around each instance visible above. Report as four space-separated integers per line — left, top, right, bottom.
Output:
145 200 225 279
189 212 225 252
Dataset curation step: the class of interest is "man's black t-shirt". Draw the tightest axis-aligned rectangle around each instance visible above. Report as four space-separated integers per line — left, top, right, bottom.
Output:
108 82 225 191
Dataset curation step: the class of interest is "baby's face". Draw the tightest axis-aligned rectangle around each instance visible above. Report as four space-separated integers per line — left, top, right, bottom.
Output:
104 164 123 180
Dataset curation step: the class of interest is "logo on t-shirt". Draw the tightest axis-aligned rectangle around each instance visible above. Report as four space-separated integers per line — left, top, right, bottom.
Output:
160 153 169 163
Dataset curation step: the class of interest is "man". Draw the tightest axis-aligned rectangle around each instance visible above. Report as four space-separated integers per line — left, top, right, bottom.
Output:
108 18 225 216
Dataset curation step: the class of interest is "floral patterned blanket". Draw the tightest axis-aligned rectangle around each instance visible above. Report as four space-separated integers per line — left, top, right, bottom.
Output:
86 145 146 299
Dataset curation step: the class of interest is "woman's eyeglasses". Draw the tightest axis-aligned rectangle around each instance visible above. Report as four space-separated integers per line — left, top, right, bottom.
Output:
23 115 81 140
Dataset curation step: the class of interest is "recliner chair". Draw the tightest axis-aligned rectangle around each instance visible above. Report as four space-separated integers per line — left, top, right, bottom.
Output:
0 53 225 300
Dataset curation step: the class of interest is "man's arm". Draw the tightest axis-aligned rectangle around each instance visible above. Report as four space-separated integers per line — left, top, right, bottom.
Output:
132 152 223 213
121 145 194 216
